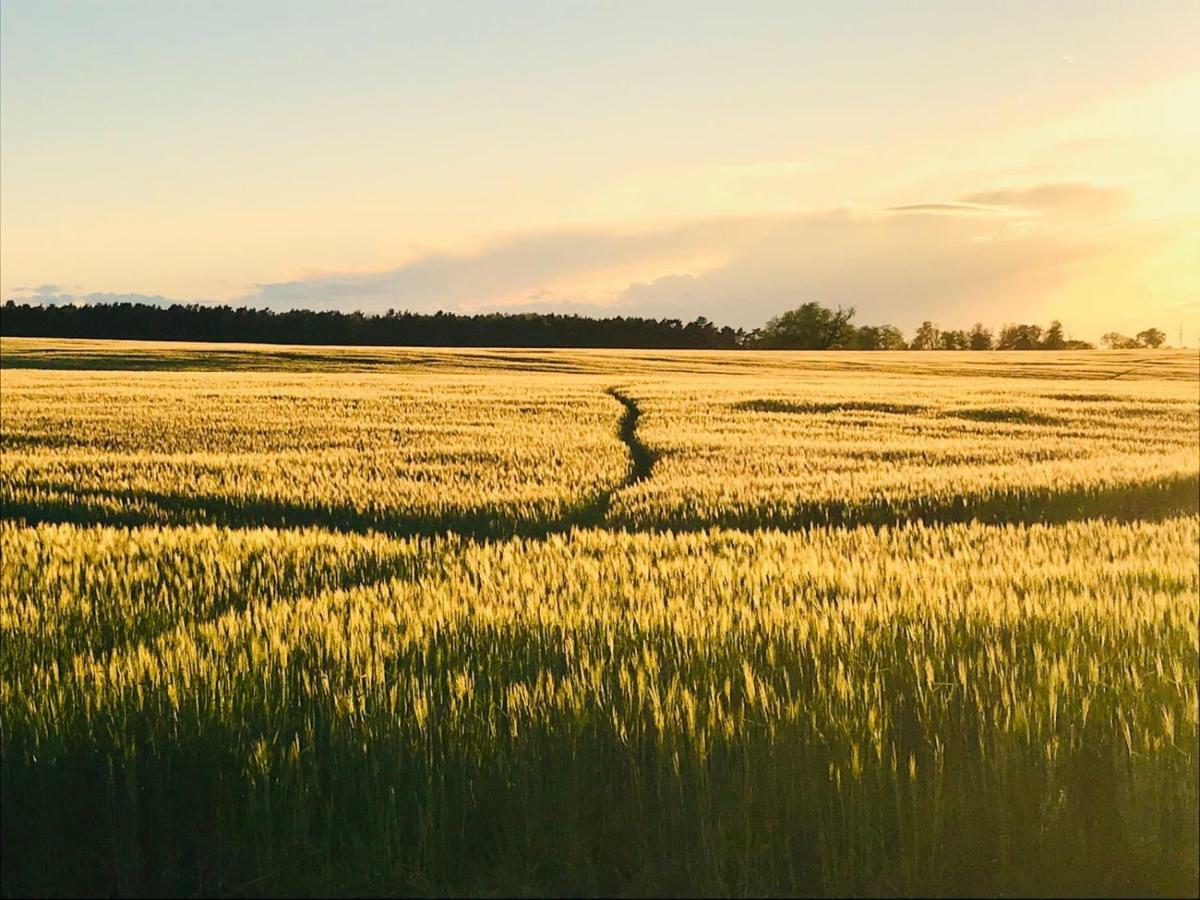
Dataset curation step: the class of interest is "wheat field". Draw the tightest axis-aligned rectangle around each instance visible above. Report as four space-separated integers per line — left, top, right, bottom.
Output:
1 338 1197 896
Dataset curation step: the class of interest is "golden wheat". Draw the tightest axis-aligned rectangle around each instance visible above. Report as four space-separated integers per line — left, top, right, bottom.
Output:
606 374 1198 527
3 361 1195 532
1 343 1197 894
0 370 627 531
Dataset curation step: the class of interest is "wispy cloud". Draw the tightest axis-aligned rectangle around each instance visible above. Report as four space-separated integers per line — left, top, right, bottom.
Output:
962 182 1130 215
885 202 1004 214
603 201 1151 329
887 184 1130 218
5 182 1177 339
3 285 197 307
241 217 783 313
227 182 1152 331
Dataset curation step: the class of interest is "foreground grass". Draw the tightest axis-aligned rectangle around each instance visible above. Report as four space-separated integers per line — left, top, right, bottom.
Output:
3 520 1196 896
3 347 1197 896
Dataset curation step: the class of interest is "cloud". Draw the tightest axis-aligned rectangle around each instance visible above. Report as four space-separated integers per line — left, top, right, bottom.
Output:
962 182 1130 215
241 217 781 313
602 207 1139 329
7 283 68 300
273 187 1149 332
3 288 208 307
885 203 1002 214
593 184 1167 333
6 181 1174 339
886 184 1131 219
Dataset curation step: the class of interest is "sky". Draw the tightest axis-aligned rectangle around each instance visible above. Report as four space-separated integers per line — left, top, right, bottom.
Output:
2 1 1198 342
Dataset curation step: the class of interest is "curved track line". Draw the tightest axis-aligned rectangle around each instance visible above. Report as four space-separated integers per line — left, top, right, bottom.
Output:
606 388 656 486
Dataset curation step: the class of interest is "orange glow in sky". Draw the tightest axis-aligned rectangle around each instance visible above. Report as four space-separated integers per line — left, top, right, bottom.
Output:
2 2 1197 340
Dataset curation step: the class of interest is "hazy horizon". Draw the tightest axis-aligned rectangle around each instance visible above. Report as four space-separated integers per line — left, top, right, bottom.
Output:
2 2 1197 343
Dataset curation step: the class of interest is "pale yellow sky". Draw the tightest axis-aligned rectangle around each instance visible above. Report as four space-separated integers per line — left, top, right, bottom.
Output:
2 3 1197 339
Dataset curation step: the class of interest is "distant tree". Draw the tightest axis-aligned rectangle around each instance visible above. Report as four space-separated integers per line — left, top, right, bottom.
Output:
997 323 1043 350
0 301 747 349
1062 339 1095 350
910 321 940 350
939 329 969 350
968 322 994 350
1102 331 1140 349
1136 327 1167 348
847 324 907 350
757 302 857 349
0 299 1121 353
1041 320 1066 350
680 316 734 349
910 322 935 350
724 326 748 347
877 325 908 350
846 326 877 350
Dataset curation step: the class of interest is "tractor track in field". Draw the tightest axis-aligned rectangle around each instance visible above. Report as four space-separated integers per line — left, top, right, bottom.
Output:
9 473 1194 538
557 388 656 527
606 388 656 486
6 387 1196 538
3 388 660 541
1106 356 1172 380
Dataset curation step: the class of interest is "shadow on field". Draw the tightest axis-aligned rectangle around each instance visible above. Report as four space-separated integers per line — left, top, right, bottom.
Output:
0 347 596 374
0 485 611 541
3 685 1196 898
7 473 1198 538
1042 392 1187 404
733 398 1076 427
2 388 660 541
604 473 1200 533
942 407 1063 426
733 398 930 416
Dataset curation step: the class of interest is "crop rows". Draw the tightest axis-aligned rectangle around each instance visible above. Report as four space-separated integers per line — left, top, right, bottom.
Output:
4 367 1196 536
0 346 1197 896
610 375 1199 528
0 370 629 535
3 517 1197 895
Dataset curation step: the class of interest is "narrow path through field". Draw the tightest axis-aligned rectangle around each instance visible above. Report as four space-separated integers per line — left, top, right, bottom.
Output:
7 386 1196 536
606 388 655 485
1107 356 1171 380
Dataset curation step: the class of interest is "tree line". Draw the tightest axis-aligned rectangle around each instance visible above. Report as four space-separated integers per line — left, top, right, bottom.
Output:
752 303 1169 350
0 299 1171 351
0 302 741 349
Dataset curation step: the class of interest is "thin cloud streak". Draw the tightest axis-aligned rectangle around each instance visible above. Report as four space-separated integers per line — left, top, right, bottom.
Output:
962 182 1130 214
241 217 786 313
885 203 1003 214
228 182 1157 333
5 182 1180 341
